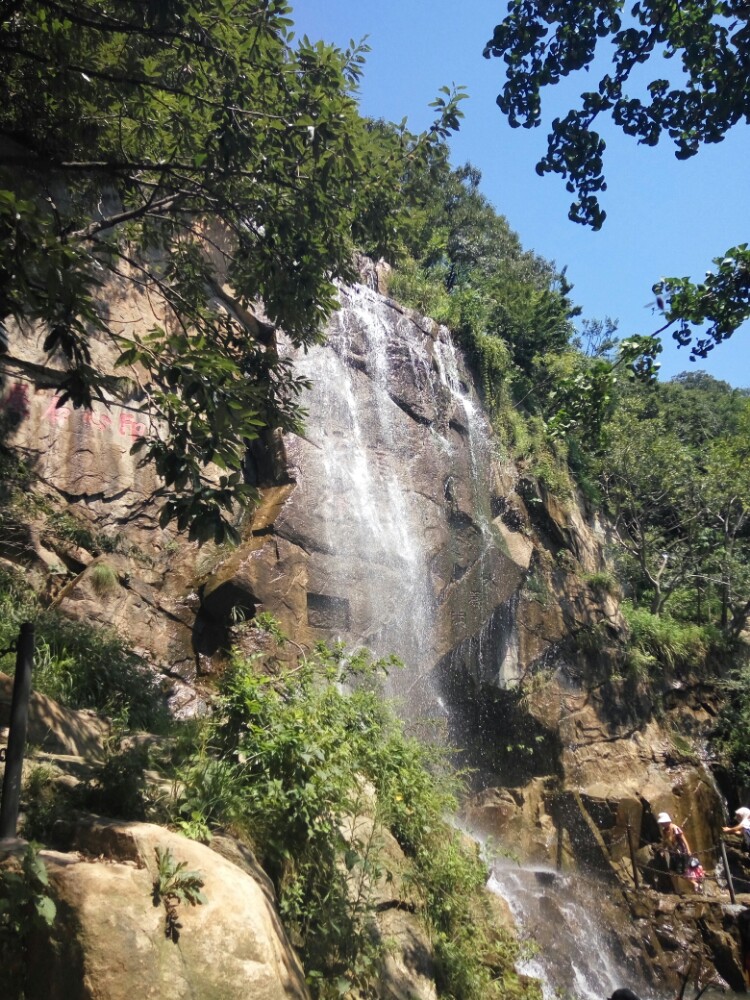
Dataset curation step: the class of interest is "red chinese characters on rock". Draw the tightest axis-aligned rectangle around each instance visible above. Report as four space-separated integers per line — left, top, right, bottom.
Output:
42 394 147 440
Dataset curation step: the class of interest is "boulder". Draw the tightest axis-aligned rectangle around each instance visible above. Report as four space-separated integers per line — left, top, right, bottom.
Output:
24 819 310 1000
0 672 108 758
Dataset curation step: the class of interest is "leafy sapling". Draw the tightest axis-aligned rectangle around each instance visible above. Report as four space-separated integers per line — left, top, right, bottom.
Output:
151 846 206 944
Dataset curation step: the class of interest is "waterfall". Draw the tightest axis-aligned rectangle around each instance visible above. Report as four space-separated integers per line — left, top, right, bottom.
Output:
285 282 502 721
488 863 650 1000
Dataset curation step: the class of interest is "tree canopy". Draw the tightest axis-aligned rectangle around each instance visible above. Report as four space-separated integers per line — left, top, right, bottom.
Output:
600 373 750 632
0 0 464 542
483 0 750 360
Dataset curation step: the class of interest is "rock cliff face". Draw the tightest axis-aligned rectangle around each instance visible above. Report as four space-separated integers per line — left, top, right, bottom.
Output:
1 265 745 995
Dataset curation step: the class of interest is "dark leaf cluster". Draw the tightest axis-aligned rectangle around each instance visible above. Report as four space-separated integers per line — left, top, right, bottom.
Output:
484 0 750 355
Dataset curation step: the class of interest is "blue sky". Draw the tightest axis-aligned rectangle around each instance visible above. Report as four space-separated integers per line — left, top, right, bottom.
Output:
292 0 750 388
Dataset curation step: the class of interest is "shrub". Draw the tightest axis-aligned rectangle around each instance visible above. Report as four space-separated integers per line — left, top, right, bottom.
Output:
0 565 37 674
170 643 517 999
152 846 206 944
80 742 152 821
89 562 118 597
712 664 750 787
0 566 165 729
20 765 73 845
584 571 618 598
170 755 243 841
621 602 718 672
46 510 96 552
388 258 453 323
0 844 57 996
31 611 167 732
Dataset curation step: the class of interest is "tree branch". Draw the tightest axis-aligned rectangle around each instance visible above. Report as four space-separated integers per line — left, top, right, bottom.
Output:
66 191 190 241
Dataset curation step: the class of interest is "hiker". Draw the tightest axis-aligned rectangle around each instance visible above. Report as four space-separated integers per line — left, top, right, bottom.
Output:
684 855 705 894
723 806 750 850
657 812 691 875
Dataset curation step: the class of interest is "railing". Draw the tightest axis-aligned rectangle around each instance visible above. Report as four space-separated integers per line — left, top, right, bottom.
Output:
0 622 35 839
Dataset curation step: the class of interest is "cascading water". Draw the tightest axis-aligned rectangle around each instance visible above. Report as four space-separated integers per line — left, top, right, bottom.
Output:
286 281 502 720
488 863 649 1000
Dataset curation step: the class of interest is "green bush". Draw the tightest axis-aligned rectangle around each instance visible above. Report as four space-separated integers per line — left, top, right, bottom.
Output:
81 742 152 821
89 562 119 597
584 571 618 598
30 611 167 731
170 643 518 999
0 566 166 731
0 565 38 662
388 258 454 324
46 510 96 552
621 602 721 672
712 664 750 787
20 765 72 845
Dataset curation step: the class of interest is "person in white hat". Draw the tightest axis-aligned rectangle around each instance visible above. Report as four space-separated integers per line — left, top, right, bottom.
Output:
723 806 750 850
657 811 691 874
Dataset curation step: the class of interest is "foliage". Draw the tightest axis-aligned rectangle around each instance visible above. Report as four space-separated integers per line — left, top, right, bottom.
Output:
89 561 118 597
20 764 73 845
384 138 665 476
46 510 96 552
483 0 750 354
599 377 750 631
151 846 206 944
0 0 466 544
655 244 750 360
0 564 36 670
712 661 750 787
621 601 721 673
523 568 550 607
0 843 57 933
169 643 514 998
0 843 57 995
584 571 618 598
32 611 168 730
387 151 580 385
252 611 288 646
0 566 167 729
412 837 531 1000
171 754 242 842
46 510 126 556
81 741 152 821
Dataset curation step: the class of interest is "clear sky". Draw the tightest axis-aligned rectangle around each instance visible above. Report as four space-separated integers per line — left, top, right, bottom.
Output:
291 1 750 388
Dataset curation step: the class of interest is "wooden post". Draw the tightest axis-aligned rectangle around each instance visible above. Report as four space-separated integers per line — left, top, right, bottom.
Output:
720 838 737 904
0 623 35 840
627 822 640 889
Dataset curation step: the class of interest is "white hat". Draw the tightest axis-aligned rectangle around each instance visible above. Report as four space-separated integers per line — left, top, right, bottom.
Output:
657 812 672 824
736 807 750 819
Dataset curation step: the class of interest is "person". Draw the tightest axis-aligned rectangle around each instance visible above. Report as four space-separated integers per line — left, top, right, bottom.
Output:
722 806 750 850
607 990 642 1000
684 855 705 894
657 811 691 875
